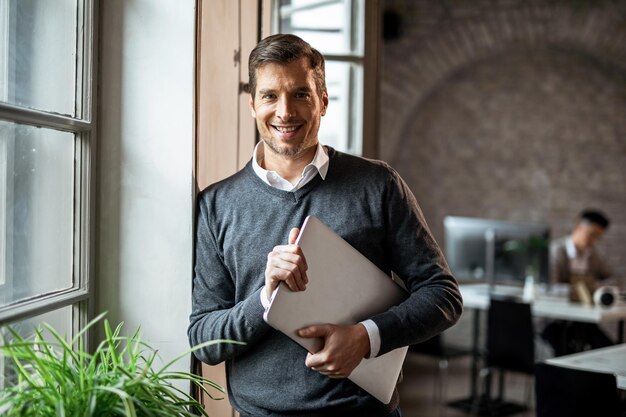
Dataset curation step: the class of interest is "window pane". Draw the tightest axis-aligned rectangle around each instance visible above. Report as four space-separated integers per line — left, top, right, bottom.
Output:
318 61 362 155
0 0 78 116
276 0 365 155
277 0 364 55
0 121 74 307
1 305 72 342
1 305 73 388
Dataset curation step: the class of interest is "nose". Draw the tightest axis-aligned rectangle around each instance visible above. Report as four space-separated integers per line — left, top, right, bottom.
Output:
276 96 295 120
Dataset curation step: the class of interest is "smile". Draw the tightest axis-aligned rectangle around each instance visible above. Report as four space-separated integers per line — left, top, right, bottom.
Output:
273 125 301 133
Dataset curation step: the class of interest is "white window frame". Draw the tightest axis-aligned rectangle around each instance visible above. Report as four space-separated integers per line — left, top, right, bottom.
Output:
0 0 11 292
272 0 380 158
0 0 97 338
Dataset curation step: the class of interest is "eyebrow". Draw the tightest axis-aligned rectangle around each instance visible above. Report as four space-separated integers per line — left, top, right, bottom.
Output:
257 86 313 96
258 88 275 96
294 86 313 93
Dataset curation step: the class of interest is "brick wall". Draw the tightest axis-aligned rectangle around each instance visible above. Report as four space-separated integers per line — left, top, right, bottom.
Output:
380 0 626 284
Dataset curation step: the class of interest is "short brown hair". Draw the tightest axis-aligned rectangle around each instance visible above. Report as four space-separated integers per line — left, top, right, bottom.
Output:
248 34 326 100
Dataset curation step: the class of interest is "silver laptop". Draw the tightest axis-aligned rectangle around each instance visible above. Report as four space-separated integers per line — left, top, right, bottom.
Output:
264 215 409 404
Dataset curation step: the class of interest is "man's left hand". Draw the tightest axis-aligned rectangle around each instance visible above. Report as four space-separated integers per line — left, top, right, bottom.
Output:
298 323 370 379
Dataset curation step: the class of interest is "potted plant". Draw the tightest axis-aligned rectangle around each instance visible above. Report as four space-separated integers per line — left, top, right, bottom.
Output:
0 312 237 416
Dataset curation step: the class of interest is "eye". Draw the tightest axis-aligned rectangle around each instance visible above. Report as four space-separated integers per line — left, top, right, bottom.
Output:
295 91 310 99
261 93 276 100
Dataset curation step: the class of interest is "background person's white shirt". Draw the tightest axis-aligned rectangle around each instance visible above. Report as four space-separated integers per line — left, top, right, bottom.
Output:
565 236 590 275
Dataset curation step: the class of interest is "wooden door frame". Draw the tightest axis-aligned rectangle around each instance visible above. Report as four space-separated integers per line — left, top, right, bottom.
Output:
193 1 272 416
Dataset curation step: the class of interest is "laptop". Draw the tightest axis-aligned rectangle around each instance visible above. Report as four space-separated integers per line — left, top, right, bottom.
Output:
264 215 409 404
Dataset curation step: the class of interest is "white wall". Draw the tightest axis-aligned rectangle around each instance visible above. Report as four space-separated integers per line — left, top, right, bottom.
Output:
97 0 195 375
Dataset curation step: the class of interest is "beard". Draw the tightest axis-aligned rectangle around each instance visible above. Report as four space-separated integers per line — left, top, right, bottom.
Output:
261 135 316 159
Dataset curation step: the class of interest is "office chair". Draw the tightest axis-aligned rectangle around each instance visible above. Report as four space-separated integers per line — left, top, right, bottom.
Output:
480 296 535 415
409 333 471 415
534 362 621 417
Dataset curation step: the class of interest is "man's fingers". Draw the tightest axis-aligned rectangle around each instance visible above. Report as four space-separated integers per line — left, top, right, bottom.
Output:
264 227 308 295
288 227 300 245
301 326 333 368
280 269 307 292
298 325 329 339
266 253 307 292
301 324 368 379
270 244 308 271
269 255 307 283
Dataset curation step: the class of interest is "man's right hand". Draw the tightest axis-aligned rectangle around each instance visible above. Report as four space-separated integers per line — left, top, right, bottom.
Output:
264 227 308 299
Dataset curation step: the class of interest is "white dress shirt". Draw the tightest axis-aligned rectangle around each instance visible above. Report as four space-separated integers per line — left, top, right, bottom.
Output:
253 142 381 357
565 236 590 275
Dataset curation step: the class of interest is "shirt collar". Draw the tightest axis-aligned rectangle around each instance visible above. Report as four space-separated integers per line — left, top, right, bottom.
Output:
565 236 589 259
252 141 329 187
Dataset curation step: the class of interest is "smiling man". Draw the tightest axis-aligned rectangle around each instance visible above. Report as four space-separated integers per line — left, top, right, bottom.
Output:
188 34 462 417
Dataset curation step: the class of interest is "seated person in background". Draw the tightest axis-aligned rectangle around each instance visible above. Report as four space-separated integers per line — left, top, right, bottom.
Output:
542 209 614 355
550 209 612 299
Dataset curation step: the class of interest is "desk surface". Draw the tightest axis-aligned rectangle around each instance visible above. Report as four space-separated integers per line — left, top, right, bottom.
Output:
460 283 626 323
546 344 626 390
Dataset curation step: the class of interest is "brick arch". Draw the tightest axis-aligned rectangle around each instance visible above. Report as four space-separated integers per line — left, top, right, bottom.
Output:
380 4 626 161
395 45 626 156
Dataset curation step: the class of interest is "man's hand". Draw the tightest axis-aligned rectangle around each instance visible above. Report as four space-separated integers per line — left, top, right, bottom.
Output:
265 228 308 299
298 323 371 379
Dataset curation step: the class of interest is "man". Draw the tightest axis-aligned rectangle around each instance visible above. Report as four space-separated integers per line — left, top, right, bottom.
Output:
542 209 614 355
188 34 463 417
550 209 612 291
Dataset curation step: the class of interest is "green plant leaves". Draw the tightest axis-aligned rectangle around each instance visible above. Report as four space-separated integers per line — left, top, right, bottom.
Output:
0 313 238 417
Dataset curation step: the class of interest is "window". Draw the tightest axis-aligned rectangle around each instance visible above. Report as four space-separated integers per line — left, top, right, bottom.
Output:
0 305 72 386
0 0 96 349
274 0 379 156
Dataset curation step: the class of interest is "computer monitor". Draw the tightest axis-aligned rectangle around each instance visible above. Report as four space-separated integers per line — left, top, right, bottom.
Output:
443 216 550 285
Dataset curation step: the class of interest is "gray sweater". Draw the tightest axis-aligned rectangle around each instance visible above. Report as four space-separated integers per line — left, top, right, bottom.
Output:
188 147 463 417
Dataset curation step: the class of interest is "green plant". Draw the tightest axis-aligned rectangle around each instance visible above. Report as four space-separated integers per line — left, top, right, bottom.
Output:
502 235 549 277
0 313 239 417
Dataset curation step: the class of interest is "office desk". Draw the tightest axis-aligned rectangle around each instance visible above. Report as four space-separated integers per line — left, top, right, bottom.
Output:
449 283 626 415
546 344 626 390
461 283 626 330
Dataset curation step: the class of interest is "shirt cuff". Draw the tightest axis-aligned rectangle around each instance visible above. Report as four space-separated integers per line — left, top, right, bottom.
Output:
360 319 381 358
260 285 272 310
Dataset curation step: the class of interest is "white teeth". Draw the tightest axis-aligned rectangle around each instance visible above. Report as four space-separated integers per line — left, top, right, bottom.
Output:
275 126 298 133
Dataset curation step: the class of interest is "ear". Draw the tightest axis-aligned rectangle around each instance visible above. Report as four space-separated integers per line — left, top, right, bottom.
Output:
248 96 256 118
321 92 329 116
